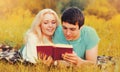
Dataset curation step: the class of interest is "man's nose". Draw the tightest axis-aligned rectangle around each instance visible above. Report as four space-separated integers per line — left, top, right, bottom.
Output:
66 30 71 35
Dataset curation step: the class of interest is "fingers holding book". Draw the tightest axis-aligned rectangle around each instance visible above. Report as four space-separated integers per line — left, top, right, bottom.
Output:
42 56 53 66
62 52 83 66
37 45 73 66
38 53 53 66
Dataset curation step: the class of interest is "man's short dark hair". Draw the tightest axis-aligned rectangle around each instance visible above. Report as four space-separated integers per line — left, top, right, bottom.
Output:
61 7 84 29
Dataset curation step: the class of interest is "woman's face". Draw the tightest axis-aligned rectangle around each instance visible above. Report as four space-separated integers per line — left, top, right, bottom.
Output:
41 13 57 37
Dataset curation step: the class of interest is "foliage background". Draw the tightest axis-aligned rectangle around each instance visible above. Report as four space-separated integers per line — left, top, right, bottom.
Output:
0 0 120 71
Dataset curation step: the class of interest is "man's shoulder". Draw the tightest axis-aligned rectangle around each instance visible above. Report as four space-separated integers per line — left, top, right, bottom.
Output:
81 25 99 40
53 25 68 44
81 25 97 37
54 25 63 34
82 25 95 32
56 25 62 31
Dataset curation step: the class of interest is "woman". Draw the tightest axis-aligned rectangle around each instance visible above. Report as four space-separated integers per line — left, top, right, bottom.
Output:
20 9 60 65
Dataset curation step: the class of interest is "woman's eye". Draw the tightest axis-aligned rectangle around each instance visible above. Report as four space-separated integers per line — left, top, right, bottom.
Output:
52 22 56 24
52 21 56 24
44 22 48 24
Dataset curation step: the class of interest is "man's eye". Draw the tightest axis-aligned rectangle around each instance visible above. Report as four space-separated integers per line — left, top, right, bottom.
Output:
70 28 76 31
63 27 67 30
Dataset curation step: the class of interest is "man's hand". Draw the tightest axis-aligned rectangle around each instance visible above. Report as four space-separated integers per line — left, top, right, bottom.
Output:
62 52 84 66
62 45 98 66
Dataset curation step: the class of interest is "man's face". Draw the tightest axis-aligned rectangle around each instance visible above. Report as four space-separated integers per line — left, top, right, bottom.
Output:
62 22 80 41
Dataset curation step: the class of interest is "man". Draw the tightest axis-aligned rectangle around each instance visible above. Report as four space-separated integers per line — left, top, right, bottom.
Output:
53 7 100 66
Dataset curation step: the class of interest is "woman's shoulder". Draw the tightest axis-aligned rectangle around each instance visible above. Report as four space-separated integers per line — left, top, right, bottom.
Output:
26 30 37 37
25 30 38 41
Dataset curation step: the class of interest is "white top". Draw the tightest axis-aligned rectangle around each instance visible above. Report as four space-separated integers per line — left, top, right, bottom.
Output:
21 32 39 63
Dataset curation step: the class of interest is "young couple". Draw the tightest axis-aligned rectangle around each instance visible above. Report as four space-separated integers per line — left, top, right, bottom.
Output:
20 7 100 66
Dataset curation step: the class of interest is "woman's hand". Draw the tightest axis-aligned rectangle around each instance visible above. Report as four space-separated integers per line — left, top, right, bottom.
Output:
39 54 53 66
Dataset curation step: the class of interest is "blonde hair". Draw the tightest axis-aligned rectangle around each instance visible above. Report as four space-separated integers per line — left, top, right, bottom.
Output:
25 9 60 44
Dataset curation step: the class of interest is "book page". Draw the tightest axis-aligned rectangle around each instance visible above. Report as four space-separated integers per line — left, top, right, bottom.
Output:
53 44 73 48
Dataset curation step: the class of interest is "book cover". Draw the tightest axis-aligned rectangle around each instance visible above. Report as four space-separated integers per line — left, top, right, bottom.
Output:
36 44 73 60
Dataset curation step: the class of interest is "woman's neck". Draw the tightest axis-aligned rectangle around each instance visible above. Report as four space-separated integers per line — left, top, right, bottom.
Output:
46 36 52 42
42 35 53 44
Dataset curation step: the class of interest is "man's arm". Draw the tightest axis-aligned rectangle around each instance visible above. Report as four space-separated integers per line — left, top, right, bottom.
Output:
62 45 98 66
85 45 98 64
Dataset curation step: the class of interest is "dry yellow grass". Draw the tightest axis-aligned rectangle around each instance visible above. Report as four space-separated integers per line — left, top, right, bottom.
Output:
0 0 120 71
0 13 120 72
0 9 33 49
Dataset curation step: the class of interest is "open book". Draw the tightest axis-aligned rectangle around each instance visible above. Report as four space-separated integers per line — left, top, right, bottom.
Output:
36 44 73 60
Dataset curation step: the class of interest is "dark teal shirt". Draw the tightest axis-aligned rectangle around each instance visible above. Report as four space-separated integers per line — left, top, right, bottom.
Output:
52 25 100 59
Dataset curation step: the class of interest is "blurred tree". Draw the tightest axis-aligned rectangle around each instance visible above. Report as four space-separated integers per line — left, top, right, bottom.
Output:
0 0 59 18
21 0 42 15
57 0 90 14
85 0 117 20
0 0 20 18
22 0 58 15
108 0 120 13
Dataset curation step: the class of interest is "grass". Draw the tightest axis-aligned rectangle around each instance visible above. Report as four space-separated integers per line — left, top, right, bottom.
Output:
0 9 120 72
0 61 101 72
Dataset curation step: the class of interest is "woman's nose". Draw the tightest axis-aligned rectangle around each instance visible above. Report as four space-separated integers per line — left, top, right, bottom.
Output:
49 23 53 27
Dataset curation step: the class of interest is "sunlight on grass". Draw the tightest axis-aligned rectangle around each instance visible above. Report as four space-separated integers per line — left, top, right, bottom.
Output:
0 12 120 72
0 0 120 71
